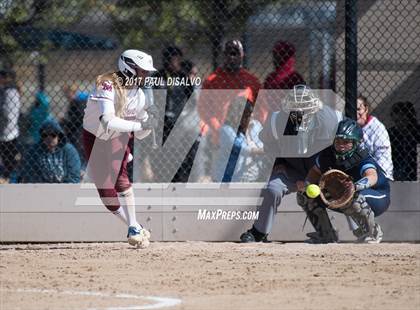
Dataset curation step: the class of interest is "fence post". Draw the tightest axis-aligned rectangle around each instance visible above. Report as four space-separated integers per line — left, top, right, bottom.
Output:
345 0 357 120
38 63 45 92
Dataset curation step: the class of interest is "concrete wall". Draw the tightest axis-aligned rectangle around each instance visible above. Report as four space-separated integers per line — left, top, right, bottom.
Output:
1 182 419 243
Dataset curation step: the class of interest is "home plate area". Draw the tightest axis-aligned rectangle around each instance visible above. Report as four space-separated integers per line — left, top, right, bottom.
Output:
1 289 181 310
1 242 419 310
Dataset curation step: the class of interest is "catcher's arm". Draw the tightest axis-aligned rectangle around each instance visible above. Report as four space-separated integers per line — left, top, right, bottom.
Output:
296 165 322 192
305 165 322 185
354 168 378 191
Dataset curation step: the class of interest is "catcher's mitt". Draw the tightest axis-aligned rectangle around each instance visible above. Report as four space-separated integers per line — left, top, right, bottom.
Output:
319 169 355 209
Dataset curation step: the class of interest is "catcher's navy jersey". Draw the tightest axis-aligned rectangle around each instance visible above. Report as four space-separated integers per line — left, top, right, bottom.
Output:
316 146 390 193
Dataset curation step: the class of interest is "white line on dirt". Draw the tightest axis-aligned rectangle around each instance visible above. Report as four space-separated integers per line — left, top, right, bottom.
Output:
2 288 181 310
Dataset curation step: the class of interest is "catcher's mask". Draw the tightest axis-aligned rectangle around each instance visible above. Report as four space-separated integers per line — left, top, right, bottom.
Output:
334 119 363 161
283 85 321 132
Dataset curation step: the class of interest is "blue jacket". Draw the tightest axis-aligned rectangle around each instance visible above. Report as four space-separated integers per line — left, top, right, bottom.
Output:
20 119 81 183
29 92 52 143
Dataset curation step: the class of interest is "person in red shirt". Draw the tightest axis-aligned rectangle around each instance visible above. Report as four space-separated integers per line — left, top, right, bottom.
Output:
198 40 267 145
264 40 305 90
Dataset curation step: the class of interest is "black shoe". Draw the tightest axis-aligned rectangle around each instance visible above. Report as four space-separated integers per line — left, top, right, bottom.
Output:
306 232 319 240
261 235 271 243
304 231 338 244
240 227 269 243
240 230 257 243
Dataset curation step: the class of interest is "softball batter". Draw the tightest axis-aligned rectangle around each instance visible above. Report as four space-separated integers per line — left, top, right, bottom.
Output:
83 49 157 248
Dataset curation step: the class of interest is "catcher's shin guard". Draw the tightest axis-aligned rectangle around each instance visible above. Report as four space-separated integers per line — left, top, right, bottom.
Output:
297 192 338 243
343 193 375 238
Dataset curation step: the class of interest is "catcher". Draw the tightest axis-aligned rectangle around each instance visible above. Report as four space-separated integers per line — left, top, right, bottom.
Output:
298 119 390 243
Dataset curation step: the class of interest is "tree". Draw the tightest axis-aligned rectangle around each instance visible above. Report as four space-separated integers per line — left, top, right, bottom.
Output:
110 0 277 69
0 0 90 69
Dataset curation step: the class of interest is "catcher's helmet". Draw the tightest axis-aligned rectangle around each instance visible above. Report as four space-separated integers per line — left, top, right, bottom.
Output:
283 85 321 132
118 49 156 78
334 118 363 160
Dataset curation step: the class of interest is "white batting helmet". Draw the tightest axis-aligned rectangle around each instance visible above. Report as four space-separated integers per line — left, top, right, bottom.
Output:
118 49 157 78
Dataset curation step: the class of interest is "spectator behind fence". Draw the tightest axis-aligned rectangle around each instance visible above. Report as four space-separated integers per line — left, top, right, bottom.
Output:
264 41 305 90
357 95 394 180
179 60 198 103
263 40 305 118
171 60 207 182
62 84 88 164
20 118 81 183
28 91 52 143
212 101 263 182
241 117 266 182
0 69 22 182
389 101 420 181
153 45 185 143
198 39 268 147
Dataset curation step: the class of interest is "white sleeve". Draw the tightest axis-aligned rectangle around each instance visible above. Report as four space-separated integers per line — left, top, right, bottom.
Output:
99 99 115 115
91 80 115 101
336 110 344 121
5 89 21 124
93 81 147 133
372 122 394 179
90 80 116 115
106 116 142 132
92 80 142 132
92 81 115 115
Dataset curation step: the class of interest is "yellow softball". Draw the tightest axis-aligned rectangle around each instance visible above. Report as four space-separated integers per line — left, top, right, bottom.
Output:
306 184 321 198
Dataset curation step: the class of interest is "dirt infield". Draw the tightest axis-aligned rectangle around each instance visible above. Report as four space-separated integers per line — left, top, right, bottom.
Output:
1 242 419 310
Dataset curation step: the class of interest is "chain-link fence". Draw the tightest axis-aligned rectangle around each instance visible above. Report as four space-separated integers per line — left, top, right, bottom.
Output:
0 0 419 184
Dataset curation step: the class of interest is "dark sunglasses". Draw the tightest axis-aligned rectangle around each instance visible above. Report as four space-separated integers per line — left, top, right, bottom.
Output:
41 132 58 139
225 50 240 57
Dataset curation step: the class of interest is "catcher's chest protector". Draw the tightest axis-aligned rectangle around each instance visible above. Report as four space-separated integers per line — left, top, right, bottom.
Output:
335 147 369 171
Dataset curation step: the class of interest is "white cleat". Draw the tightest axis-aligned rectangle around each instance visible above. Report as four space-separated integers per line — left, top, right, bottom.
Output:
127 226 151 248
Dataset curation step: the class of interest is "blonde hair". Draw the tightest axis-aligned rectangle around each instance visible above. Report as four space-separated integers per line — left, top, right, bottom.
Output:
95 72 127 117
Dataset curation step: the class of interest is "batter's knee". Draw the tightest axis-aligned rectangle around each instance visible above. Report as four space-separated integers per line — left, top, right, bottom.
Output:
97 188 120 212
115 182 131 193
115 173 131 192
